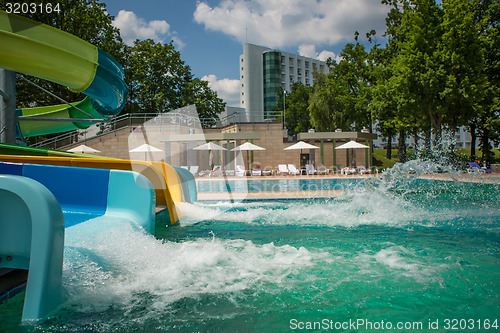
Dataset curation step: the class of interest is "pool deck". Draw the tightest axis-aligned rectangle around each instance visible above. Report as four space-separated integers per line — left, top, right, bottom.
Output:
195 172 500 201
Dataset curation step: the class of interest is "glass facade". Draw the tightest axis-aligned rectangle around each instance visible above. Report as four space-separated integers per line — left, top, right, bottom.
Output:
263 51 281 118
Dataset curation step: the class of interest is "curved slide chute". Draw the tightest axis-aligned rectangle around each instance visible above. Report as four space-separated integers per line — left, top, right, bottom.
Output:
16 97 102 137
0 10 127 136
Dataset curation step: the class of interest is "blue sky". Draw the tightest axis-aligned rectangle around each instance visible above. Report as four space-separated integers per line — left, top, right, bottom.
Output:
102 0 390 106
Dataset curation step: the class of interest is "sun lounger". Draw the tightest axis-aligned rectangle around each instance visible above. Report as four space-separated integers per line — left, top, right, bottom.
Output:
277 164 289 175
317 165 329 175
288 164 300 175
189 166 199 176
209 165 223 177
341 167 356 175
262 167 273 176
252 169 262 176
467 162 491 173
357 166 371 174
305 164 317 175
235 165 246 177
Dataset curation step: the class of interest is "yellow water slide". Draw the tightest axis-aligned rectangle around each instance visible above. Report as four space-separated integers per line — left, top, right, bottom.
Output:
0 154 184 225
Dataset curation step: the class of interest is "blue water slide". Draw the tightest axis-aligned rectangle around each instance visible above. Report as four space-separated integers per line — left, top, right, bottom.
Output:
0 175 65 320
83 48 128 115
0 161 157 320
174 166 197 203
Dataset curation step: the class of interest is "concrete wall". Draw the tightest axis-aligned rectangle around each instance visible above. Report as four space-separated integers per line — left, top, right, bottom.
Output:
65 122 369 173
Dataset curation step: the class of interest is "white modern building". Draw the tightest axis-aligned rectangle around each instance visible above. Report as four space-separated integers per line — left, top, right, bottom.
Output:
239 43 330 122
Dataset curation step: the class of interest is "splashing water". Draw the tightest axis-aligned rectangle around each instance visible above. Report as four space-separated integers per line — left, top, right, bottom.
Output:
2 145 499 332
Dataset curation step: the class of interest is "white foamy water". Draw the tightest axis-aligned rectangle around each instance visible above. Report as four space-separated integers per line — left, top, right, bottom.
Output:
62 219 329 319
178 189 474 230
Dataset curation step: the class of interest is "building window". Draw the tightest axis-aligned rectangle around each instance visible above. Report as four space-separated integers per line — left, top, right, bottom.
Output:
263 51 281 115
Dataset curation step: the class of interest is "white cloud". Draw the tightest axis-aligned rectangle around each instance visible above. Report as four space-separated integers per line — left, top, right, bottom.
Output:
112 10 185 49
298 44 342 63
202 74 240 106
194 0 388 48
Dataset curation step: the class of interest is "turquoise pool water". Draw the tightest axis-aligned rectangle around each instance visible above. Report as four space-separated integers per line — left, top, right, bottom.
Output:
1 174 499 332
196 178 366 193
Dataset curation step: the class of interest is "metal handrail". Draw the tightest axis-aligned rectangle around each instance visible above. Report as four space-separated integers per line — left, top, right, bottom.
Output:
30 112 220 150
30 110 282 150
30 113 160 149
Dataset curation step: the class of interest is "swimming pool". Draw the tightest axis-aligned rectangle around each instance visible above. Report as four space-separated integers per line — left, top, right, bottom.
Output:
2 172 499 332
196 177 367 193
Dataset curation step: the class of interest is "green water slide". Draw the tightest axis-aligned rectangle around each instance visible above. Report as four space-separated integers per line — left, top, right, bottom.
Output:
17 97 102 137
0 10 128 137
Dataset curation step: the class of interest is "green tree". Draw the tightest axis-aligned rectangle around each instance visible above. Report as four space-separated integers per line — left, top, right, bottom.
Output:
334 38 374 131
371 0 407 159
274 82 313 136
124 39 225 123
309 71 352 131
309 36 375 132
473 0 500 165
397 0 445 140
440 0 486 131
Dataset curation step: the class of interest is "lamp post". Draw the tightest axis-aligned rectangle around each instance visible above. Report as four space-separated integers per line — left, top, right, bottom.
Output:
283 89 286 130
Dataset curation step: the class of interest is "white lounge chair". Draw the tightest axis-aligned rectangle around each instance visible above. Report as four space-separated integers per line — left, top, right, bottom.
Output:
341 167 356 175
262 167 273 176
277 164 289 175
357 166 372 174
252 169 262 176
317 165 329 175
209 165 222 177
288 164 300 175
189 166 199 176
305 164 317 175
235 165 246 177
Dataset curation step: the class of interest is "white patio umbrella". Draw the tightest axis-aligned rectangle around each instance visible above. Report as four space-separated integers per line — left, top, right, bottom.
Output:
284 141 319 169
192 142 227 151
193 141 227 170
335 140 369 150
67 144 100 154
129 143 163 161
284 141 319 151
231 142 265 171
335 140 369 167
